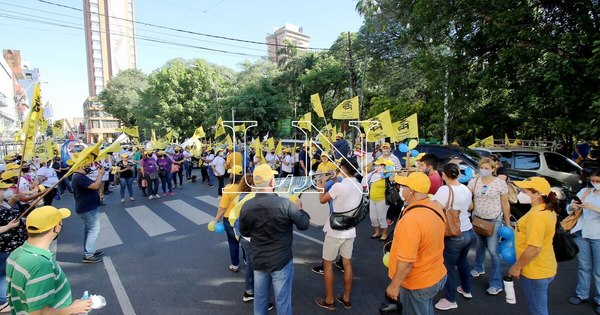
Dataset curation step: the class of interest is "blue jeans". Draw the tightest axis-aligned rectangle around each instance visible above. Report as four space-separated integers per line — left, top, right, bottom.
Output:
160 173 173 193
400 275 447 315
78 209 100 257
573 231 600 303
254 259 294 315
223 218 240 267
473 218 503 290
119 177 134 199
207 166 215 186
520 276 554 315
444 229 475 302
184 160 192 179
0 252 9 304
240 238 253 292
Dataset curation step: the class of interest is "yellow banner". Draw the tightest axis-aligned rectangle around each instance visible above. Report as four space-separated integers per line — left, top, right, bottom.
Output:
215 117 225 138
298 112 312 130
233 123 246 133
311 93 325 118
193 126 206 139
44 140 54 161
391 113 419 142
226 134 233 146
275 140 283 155
115 126 139 138
253 137 265 164
265 137 275 150
469 135 494 148
21 84 42 161
332 96 359 120
69 142 102 172
97 140 122 160
361 110 394 142
52 126 64 138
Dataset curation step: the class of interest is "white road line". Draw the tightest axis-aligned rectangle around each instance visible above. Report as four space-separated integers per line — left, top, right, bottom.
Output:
195 195 220 207
104 256 136 315
293 231 323 245
125 206 175 237
163 200 214 225
96 213 123 250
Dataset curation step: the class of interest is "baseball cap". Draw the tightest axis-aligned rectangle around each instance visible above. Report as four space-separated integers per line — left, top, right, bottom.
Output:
374 158 394 167
1 170 19 180
394 172 431 194
381 142 391 149
253 164 277 185
121 153 129 158
6 163 19 171
26 206 71 233
227 165 243 175
0 181 12 189
320 151 329 157
513 177 551 196
336 133 343 138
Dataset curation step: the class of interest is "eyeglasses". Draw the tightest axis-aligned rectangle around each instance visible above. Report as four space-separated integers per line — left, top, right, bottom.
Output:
481 185 489 195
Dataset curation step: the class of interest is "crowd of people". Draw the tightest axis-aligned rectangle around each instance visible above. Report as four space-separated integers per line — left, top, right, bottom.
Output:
0 134 599 314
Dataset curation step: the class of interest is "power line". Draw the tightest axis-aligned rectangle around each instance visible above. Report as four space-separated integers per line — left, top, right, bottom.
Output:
37 0 329 51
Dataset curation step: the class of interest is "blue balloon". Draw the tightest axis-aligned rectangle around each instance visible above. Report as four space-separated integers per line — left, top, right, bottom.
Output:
498 226 515 240
500 246 517 265
410 149 419 158
398 143 409 153
459 174 469 184
382 165 394 178
215 222 225 234
499 239 514 253
464 167 474 178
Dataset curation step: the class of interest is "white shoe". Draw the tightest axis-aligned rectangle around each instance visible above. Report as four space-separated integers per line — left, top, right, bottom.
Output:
149 195 154 200
435 298 458 310
0 301 11 313
486 287 503 295
155 194 161 199
470 270 485 277
457 286 473 299
130 197 135 201
121 198 125 203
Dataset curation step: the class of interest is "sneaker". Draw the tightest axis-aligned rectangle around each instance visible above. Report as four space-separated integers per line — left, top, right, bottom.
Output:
435 298 458 310
130 197 135 201
336 294 352 309
311 265 324 275
470 270 485 277
486 287 503 295
268 303 274 311
457 286 473 299
568 296 589 305
121 198 125 203
229 264 239 272
162 192 167 197
0 301 10 313
149 195 154 200
315 297 335 311
82 255 103 263
334 261 345 273
169 191 175 196
243 291 254 302
93 251 104 257
155 194 161 199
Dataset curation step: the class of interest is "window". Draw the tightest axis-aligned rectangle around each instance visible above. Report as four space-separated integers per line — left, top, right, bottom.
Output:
544 152 580 174
514 153 540 170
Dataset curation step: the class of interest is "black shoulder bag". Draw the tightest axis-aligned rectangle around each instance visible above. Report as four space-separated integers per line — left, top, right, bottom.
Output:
553 216 579 262
385 179 401 206
330 195 370 230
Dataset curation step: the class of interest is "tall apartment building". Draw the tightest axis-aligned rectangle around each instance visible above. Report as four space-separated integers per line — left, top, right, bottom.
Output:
82 0 136 142
266 23 310 65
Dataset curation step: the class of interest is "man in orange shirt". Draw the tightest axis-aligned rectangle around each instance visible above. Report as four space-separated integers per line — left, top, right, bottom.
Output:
385 172 447 315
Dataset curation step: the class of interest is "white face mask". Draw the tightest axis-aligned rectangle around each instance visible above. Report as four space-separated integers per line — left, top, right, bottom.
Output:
593 183 600 191
480 169 493 177
517 191 531 204
399 186 408 201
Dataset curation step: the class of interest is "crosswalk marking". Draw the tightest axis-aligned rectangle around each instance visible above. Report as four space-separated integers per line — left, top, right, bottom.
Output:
125 206 176 237
163 200 214 225
96 212 124 250
195 195 220 207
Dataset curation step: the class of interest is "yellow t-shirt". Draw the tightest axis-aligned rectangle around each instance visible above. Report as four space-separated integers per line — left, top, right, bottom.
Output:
370 179 386 202
515 204 557 279
317 161 337 173
219 183 240 218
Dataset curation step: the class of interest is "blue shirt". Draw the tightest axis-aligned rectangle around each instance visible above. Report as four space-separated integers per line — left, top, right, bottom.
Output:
71 173 99 214
333 139 350 159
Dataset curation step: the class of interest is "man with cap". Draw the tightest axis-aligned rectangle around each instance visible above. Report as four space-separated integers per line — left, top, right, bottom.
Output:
298 143 311 176
71 156 105 263
214 165 243 272
333 133 350 160
384 172 447 315
317 152 337 174
6 206 93 314
239 164 310 315
380 143 402 171
36 159 59 206
280 148 294 178
265 148 279 170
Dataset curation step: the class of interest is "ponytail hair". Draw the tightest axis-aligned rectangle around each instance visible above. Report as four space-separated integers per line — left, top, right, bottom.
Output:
536 190 559 213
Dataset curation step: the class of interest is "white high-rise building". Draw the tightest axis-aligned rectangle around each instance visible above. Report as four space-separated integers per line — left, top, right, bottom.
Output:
266 23 310 64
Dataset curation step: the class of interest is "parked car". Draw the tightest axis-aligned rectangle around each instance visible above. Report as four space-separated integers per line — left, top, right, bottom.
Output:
414 144 481 171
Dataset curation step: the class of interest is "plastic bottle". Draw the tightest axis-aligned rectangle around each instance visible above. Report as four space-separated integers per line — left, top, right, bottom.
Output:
503 275 516 304
81 291 89 314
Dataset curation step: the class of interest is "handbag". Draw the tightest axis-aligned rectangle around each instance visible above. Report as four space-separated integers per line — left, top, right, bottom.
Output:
472 216 495 237
554 221 579 262
330 195 370 230
171 164 180 173
560 188 591 232
444 186 462 237
149 172 159 180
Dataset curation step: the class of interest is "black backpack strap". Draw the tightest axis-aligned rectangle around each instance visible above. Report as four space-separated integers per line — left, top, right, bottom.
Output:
404 204 445 223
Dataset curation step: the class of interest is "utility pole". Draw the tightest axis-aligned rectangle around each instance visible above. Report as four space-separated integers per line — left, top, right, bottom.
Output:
347 32 358 137
443 68 449 145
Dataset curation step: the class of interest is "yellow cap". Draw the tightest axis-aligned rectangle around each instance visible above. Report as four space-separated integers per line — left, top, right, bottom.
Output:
227 165 243 175
121 153 129 158
513 177 551 196
158 151 166 155
228 145 233 150
1 170 19 180
320 151 329 157
374 158 394 167
394 172 431 194
253 164 278 185
381 142 391 149
0 181 13 189
6 163 19 171
336 133 343 138
26 206 71 233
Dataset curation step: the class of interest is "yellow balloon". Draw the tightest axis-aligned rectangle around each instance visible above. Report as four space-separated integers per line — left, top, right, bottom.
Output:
207 221 216 232
38 185 46 192
408 139 418 150
382 252 390 267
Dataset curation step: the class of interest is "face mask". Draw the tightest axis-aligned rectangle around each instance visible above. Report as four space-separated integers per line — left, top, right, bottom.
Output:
399 186 406 201
423 168 431 176
218 152 223 156
593 183 600 191
480 169 493 177
517 191 531 204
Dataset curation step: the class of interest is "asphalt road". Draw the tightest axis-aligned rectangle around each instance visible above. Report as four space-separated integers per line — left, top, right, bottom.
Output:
47 170 591 315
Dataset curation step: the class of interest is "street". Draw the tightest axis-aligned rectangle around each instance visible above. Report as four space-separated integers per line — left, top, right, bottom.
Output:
51 170 588 315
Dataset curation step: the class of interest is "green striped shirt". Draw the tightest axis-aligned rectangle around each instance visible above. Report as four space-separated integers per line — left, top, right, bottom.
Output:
6 242 72 314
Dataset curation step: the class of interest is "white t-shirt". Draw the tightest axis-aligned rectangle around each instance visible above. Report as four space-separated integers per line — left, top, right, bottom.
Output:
265 153 278 168
281 155 294 173
211 155 226 176
36 166 59 187
323 177 363 239
434 184 473 232
383 154 402 170
183 151 193 161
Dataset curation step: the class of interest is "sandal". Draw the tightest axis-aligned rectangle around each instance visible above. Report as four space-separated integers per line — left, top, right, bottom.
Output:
380 235 388 241
370 234 382 239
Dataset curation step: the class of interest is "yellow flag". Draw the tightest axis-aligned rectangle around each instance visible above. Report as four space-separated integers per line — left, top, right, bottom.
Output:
361 110 394 142
266 138 275 150
311 93 325 118
226 134 233 146
52 126 64 138
252 137 265 164
468 135 495 148
97 140 122 160
164 130 174 143
116 126 139 138
319 133 331 152
332 96 359 120
391 113 419 142
44 140 54 160
68 142 102 173
233 123 246 133
298 112 312 130
505 134 510 145
193 126 206 139
151 129 157 142
21 84 42 161
215 116 225 138
275 141 283 155
39 118 48 136
319 124 333 151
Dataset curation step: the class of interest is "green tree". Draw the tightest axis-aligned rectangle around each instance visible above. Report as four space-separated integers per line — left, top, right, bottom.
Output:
98 69 148 127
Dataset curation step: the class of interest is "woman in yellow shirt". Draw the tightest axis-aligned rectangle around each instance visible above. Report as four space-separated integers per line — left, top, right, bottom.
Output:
509 177 557 315
317 152 337 174
367 158 393 241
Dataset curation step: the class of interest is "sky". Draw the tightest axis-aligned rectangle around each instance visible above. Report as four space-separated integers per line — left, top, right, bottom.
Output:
0 0 365 120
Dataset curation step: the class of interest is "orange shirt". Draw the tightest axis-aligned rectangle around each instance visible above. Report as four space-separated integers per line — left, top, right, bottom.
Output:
388 198 447 290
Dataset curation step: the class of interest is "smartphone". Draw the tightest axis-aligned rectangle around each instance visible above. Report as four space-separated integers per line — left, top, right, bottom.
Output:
573 196 582 204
